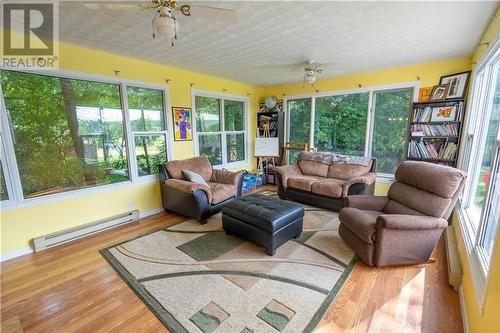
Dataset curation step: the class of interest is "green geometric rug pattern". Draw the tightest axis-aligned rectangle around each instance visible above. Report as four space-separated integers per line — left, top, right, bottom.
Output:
101 204 356 333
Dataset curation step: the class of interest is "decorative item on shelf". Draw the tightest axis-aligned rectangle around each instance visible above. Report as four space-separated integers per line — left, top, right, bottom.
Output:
430 106 457 122
172 106 192 141
440 71 471 99
260 96 283 112
418 87 433 102
429 83 449 101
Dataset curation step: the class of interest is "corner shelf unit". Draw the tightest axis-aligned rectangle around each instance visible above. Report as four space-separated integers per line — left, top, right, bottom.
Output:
257 111 284 185
405 98 465 167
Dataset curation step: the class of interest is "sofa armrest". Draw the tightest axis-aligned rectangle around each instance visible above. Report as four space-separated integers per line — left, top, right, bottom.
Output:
165 179 212 203
345 195 388 211
211 169 243 187
274 164 302 188
341 172 377 197
377 214 448 230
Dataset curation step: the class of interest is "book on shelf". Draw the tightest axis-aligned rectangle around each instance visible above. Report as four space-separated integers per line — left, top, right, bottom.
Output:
412 101 464 122
408 139 458 160
410 123 458 136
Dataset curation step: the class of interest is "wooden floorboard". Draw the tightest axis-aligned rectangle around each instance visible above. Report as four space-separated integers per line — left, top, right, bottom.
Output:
1 188 462 332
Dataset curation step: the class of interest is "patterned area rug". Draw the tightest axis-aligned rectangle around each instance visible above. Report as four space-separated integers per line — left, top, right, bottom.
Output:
101 201 356 333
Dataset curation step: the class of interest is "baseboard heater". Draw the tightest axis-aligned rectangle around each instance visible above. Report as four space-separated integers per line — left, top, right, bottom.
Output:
33 210 140 252
445 225 463 291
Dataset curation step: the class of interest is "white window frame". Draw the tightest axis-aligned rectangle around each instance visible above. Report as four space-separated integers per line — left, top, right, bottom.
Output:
192 89 249 169
456 36 500 310
0 67 173 210
123 84 170 180
284 81 419 179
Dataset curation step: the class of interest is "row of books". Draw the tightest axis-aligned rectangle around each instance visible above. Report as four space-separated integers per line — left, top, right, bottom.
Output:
410 123 459 137
408 140 458 160
411 101 464 122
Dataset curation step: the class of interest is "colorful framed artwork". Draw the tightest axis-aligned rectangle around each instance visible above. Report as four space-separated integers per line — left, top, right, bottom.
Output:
439 71 471 99
418 87 433 102
172 107 193 141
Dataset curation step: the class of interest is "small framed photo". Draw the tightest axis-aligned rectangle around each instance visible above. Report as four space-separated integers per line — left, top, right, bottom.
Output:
439 71 471 99
418 87 433 102
430 83 449 102
172 107 193 141
431 106 456 122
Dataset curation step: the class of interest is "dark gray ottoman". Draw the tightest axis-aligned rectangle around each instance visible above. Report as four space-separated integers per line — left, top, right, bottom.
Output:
221 193 304 255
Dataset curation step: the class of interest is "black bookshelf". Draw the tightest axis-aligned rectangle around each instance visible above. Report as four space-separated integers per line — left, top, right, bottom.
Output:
405 98 465 167
257 111 284 184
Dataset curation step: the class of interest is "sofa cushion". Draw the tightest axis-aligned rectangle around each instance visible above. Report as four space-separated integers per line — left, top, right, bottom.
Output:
311 178 344 198
395 161 466 198
327 160 373 180
165 156 212 181
298 160 329 177
387 182 451 218
383 199 424 216
287 175 322 192
339 207 384 244
182 170 208 186
208 182 236 204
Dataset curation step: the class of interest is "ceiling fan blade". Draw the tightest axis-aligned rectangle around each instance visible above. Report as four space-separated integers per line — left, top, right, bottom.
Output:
188 5 239 23
82 3 138 10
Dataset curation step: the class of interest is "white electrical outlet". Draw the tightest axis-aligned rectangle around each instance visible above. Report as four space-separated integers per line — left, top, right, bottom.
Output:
128 201 136 209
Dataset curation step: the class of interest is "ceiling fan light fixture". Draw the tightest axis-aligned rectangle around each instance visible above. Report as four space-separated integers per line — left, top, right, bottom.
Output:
304 71 317 85
153 7 179 45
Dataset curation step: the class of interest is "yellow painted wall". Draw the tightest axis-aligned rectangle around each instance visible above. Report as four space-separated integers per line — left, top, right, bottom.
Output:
1 41 263 255
263 56 472 195
452 7 500 333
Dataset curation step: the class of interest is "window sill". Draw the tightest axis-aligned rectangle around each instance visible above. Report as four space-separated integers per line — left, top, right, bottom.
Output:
455 203 487 311
0 176 159 212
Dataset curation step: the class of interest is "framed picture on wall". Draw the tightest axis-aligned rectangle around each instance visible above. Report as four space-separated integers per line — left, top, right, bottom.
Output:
172 107 193 141
429 83 449 102
439 71 471 99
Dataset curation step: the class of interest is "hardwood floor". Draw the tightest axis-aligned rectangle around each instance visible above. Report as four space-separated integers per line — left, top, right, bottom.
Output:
1 189 462 333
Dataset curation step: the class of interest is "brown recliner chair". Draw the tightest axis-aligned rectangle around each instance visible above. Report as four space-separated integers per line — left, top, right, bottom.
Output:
338 161 466 267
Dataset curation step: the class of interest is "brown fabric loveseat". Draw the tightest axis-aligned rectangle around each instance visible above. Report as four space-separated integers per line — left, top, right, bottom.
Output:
338 161 466 267
158 156 243 223
274 152 377 211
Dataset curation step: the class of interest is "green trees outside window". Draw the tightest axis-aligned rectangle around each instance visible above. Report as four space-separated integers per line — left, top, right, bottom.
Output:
372 89 412 174
1 70 129 198
127 86 167 176
287 88 412 175
195 94 246 166
314 93 369 156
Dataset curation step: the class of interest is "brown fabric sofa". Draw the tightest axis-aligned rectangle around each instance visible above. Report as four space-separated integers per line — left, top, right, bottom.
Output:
158 156 243 223
274 152 377 211
338 161 466 267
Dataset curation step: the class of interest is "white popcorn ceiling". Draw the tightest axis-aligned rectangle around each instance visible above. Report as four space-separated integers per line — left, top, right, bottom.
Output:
57 1 496 86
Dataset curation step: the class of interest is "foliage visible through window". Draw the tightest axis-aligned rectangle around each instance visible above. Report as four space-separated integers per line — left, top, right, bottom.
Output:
372 89 412 174
314 93 369 156
195 94 246 166
1 70 129 198
288 98 311 164
127 86 167 176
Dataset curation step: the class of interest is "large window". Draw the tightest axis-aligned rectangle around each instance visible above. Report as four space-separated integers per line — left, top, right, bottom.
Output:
459 39 500 299
127 86 168 176
194 92 247 167
371 89 412 174
0 69 170 204
286 86 413 175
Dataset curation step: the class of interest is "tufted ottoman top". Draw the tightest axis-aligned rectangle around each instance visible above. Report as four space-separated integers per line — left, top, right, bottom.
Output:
222 194 304 233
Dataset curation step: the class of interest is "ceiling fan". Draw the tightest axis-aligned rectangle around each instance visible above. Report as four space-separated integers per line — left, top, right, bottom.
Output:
82 0 239 46
255 60 343 86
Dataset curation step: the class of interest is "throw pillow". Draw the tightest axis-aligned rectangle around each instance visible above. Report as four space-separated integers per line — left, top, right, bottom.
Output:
182 170 208 186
